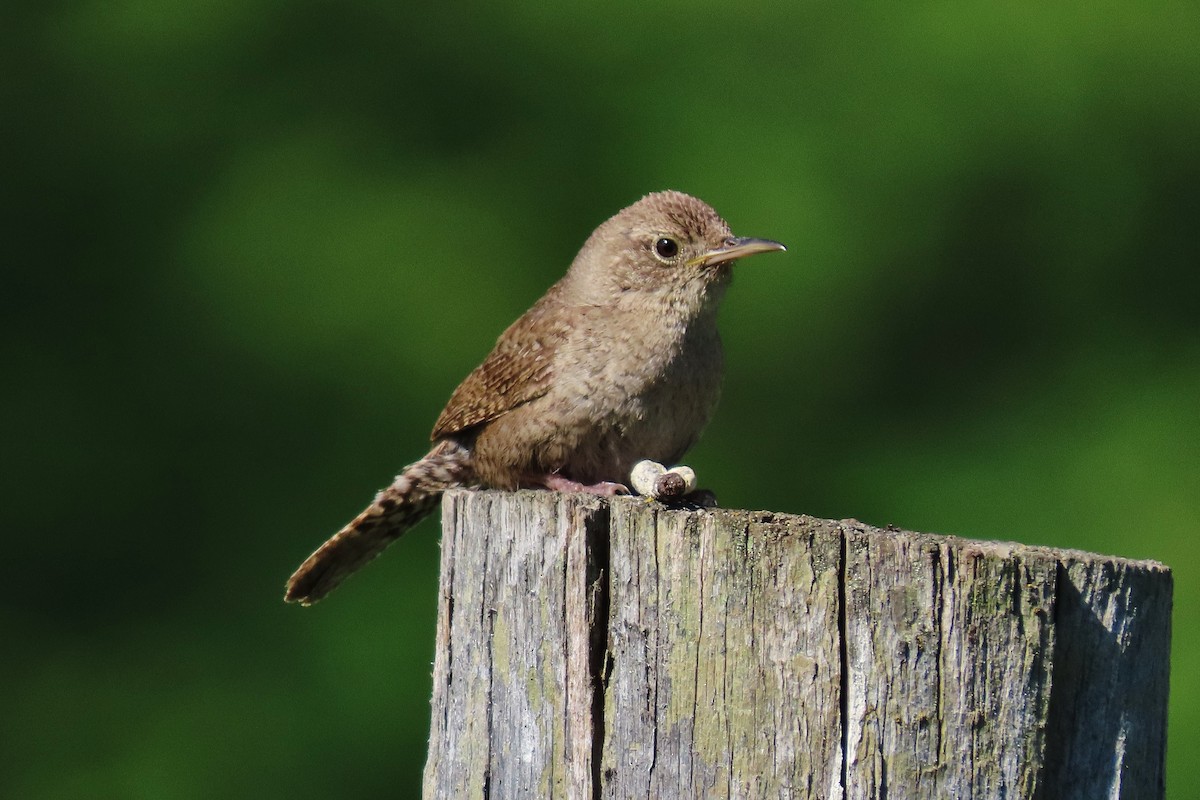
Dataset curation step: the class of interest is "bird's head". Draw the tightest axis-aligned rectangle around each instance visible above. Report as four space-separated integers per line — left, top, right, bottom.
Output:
568 190 785 315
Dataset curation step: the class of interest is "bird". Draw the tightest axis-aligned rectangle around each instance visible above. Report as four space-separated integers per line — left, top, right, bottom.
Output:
284 190 785 604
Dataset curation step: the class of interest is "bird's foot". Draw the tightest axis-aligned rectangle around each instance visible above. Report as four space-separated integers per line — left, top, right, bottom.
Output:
538 474 630 496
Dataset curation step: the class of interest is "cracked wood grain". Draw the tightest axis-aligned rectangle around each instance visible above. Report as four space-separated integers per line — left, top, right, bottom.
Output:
423 491 1170 800
422 491 609 798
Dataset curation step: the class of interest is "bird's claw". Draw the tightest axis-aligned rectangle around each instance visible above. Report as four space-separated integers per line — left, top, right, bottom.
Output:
539 474 630 496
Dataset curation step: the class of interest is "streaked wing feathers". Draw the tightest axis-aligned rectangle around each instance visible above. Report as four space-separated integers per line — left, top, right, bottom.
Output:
431 290 567 439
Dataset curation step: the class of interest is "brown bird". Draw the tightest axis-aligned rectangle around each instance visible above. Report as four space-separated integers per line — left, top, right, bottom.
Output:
284 191 785 604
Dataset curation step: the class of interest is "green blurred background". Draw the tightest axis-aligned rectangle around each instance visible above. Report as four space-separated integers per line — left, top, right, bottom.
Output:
5 1 1197 796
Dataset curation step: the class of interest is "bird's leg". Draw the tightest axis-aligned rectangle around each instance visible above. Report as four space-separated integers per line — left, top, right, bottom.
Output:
536 473 630 496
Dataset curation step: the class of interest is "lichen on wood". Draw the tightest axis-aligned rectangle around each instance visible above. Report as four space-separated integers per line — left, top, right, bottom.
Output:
423 490 1170 800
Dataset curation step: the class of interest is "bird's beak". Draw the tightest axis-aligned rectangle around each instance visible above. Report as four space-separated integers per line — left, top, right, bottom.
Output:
689 237 787 268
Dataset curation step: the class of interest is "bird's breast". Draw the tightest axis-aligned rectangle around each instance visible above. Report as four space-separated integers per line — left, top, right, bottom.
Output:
535 307 724 476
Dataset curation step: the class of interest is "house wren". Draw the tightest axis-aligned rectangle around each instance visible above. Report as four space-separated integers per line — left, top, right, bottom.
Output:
285 191 785 604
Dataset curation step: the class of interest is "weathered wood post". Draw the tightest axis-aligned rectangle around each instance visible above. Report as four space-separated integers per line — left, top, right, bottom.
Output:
424 490 1171 799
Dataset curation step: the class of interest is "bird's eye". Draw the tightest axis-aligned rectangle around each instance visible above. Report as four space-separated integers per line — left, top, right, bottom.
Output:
654 237 679 260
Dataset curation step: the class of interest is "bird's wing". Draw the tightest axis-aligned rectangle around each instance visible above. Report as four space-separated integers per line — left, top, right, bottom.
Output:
431 288 569 440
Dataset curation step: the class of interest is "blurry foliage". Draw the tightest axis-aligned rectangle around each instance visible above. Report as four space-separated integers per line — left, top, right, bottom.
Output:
4 0 1198 796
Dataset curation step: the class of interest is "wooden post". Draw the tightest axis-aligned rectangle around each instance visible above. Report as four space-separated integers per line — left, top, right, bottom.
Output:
423 490 1171 799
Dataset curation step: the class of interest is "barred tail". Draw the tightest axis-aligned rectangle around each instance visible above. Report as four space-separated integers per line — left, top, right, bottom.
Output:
284 440 474 605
